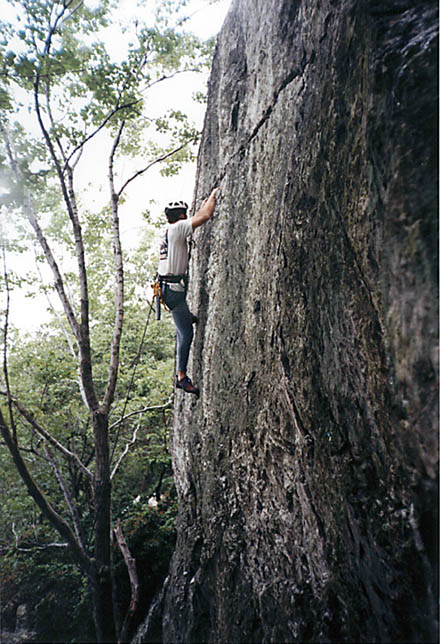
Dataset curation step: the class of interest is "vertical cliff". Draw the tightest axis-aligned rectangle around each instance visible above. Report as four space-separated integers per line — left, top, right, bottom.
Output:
136 1 438 642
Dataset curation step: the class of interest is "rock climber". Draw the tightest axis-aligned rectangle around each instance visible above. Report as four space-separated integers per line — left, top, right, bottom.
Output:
158 187 219 396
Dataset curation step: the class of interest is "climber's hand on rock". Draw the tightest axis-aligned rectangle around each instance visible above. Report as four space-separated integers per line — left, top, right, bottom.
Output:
192 187 219 229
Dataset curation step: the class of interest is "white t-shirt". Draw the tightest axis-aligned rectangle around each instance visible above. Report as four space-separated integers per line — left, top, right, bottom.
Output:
158 218 193 291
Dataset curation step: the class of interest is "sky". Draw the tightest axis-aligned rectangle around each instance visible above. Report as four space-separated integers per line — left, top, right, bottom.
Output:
77 0 233 244
0 0 232 331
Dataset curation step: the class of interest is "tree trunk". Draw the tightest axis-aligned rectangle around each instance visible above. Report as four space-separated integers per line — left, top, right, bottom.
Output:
91 568 117 644
92 409 116 644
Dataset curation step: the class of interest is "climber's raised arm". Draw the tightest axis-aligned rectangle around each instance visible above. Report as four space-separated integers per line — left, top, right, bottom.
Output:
191 187 219 229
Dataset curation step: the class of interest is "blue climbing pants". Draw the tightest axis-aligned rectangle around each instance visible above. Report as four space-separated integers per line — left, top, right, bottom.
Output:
162 286 194 374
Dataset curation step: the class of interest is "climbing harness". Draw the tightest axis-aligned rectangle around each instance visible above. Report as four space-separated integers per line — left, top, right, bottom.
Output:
154 222 194 321
152 272 189 320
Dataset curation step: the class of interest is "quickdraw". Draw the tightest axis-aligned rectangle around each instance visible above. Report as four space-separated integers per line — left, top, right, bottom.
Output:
152 280 162 320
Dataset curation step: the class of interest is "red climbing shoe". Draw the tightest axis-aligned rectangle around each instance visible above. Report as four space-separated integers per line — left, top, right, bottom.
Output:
176 375 200 397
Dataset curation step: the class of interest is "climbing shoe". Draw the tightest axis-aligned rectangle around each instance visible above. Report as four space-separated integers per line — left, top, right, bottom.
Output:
176 375 200 397
191 314 198 324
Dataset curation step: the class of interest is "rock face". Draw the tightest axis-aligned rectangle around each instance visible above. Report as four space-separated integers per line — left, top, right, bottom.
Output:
136 1 438 642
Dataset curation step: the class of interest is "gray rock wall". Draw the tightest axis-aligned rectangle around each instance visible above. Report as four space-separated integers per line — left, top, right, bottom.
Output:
136 1 438 642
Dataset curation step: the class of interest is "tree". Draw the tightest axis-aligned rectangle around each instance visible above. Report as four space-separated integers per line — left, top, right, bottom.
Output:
0 1 213 641
0 290 178 643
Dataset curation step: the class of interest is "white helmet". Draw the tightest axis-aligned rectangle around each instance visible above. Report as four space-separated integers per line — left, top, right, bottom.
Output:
165 200 188 215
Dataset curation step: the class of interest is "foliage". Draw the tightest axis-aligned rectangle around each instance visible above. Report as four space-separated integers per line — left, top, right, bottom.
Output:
1 491 178 643
1 545 95 643
0 291 178 641
114 491 178 638
0 0 215 640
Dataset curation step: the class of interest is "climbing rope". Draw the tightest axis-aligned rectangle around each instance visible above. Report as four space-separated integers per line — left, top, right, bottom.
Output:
109 297 155 466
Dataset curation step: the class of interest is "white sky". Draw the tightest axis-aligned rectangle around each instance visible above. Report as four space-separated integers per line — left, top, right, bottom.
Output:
1 0 232 331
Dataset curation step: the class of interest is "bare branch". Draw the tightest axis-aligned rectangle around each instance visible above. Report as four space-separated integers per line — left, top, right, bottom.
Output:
33 29 99 413
3 394 93 482
0 542 69 553
101 122 125 414
65 14 149 172
33 254 79 359
0 121 81 344
114 519 139 644
0 441 37 456
110 423 140 481
0 408 92 576
60 0 85 29
109 397 173 431
110 397 172 480
70 142 84 171
62 165 98 412
117 139 194 198
109 299 156 465
102 53 169 413
11 521 19 549
0 222 17 443
99 19 158 414
44 68 67 164
32 256 90 407
45 443 86 549
140 67 202 94
64 99 142 170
